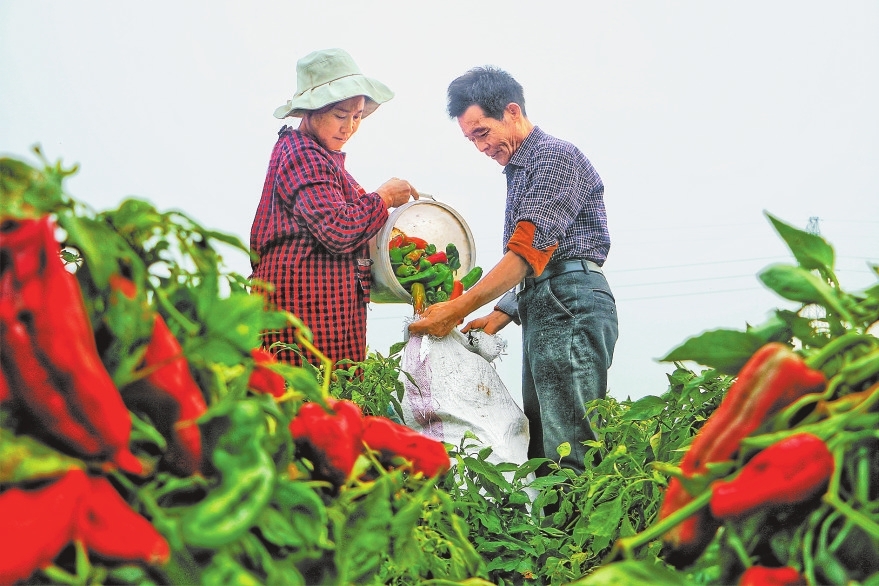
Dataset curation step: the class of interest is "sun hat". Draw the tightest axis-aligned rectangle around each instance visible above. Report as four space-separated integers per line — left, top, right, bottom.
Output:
273 48 394 119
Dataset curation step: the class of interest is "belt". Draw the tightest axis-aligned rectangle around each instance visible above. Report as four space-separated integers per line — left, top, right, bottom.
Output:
522 259 603 290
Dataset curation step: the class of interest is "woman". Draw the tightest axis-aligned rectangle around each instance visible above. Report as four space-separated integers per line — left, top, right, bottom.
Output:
250 48 417 367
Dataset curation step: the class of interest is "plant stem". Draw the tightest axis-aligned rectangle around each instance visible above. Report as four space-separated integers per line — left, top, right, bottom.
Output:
613 488 712 558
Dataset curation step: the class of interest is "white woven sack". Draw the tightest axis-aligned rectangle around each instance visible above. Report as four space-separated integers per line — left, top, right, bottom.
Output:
399 329 530 469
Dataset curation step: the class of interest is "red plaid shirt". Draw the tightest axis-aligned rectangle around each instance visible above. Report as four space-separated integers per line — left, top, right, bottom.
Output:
249 126 388 366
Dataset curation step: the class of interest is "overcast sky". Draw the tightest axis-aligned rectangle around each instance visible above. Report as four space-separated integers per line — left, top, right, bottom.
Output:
2 1 877 404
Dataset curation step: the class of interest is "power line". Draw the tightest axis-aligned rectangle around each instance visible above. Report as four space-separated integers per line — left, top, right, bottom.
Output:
610 256 782 273
614 273 757 288
617 285 771 302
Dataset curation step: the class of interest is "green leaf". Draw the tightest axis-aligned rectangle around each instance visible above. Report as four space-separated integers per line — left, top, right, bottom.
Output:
335 475 392 583
765 211 835 272
660 328 765 374
582 497 623 537
568 559 689 585
759 264 851 319
620 396 667 421
556 442 572 458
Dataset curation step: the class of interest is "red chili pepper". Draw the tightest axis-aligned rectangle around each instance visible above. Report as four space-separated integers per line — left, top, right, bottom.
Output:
387 234 405 250
403 236 429 250
658 343 825 568
0 217 142 474
75 474 170 565
0 468 89 585
289 398 364 486
108 273 138 299
0 310 103 455
738 565 806 586
450 280 464 300
425 251 448 265
248 348 286 398
137 313 207 475
680 343 826 475
362 416 451 477
710 433 833 519
656 479 718 569
0 366 10 404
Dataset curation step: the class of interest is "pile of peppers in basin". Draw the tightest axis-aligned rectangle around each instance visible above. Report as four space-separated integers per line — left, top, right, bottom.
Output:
388 230 483 313
598 212 879 586
0 152 467 586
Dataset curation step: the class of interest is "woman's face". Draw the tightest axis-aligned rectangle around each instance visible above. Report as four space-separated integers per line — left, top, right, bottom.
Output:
301 96 366 151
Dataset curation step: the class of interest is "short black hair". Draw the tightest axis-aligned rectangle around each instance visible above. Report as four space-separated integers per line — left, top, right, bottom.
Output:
446 66 526 120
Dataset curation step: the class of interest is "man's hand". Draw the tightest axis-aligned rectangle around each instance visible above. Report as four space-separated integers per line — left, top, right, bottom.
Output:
461 310 513 336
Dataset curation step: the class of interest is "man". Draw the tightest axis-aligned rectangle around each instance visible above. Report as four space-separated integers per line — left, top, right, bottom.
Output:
408 66 618 476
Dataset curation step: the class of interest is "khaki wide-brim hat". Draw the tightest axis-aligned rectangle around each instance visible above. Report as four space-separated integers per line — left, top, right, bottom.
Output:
273 48 394 119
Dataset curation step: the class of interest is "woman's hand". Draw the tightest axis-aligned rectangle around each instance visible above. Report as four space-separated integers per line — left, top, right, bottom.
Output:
377 178 419 208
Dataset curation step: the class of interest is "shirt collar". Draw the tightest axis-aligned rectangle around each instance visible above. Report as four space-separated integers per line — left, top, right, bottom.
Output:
505 126 543 171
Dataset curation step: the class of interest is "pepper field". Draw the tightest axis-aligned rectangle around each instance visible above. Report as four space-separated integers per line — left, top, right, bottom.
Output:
1 151 877 585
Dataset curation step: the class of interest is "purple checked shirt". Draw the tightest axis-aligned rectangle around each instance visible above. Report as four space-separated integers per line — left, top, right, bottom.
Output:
502 126 610 265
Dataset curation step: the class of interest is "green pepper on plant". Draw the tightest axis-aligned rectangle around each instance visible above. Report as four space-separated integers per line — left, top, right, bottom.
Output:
180 400 276 548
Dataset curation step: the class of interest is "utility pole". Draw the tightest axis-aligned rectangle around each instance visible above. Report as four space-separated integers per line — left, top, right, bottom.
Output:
802 216 827 328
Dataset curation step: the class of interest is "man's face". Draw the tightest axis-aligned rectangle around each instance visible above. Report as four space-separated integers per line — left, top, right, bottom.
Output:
457 104 522 166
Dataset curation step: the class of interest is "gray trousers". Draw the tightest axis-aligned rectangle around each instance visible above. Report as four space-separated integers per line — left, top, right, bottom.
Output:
518 269 618 475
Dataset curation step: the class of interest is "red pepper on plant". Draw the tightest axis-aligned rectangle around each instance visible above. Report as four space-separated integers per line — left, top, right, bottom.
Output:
710 433 833 519
289 398 365 486
135 313 208 475
656 479 719 569
0 468 89 585
0 216 143 475
0 309 104 456
738 565 806 586
657 343 825 568
362 416 451 477
248 348 286 398
75 474 170 565
680 342 826 475
0 366 10 404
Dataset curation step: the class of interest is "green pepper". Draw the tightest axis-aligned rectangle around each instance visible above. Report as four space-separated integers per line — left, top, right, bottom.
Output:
411 282 426 313
434 290 449 302
424 243 436 255
426 263 452 289
442 269 454 294
445 243 461 271
418 257 432 271
181 400 277 548
405 249 424 264
425 289 436 304
397 266 440 288
395 264 418 277
459 266 483 289
389 242 416 264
